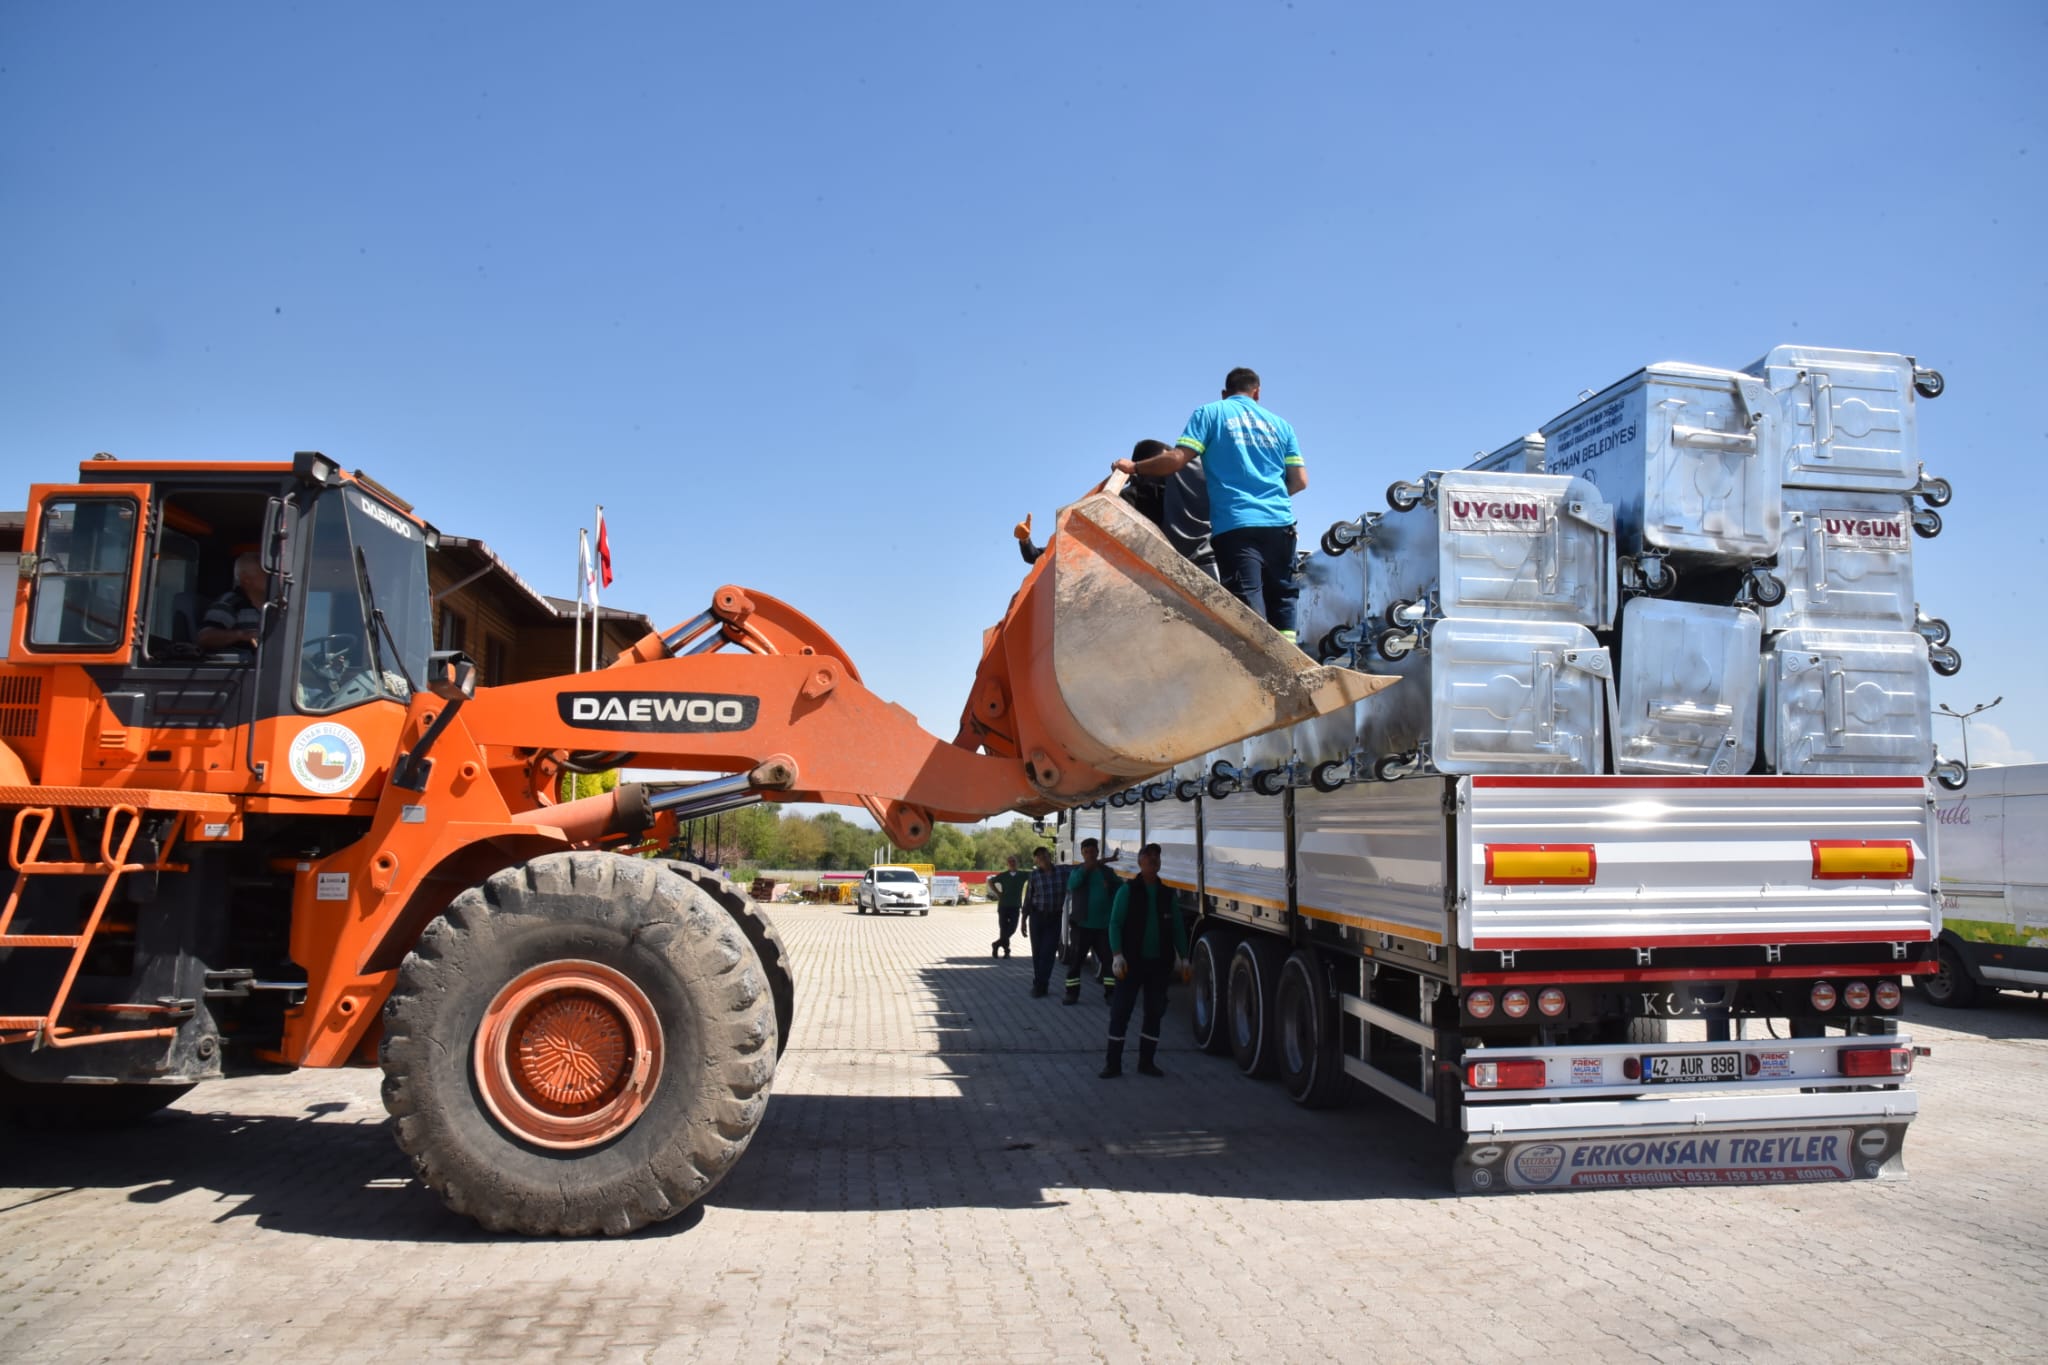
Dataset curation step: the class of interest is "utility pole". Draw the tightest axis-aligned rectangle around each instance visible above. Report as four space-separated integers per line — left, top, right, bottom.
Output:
1936 697 2003 769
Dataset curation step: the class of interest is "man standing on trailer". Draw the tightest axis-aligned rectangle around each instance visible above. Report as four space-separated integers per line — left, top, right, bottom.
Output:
1063 838 1121 1006
1101 843 1189 1078
1114 367 1306 640
987 853 1030 958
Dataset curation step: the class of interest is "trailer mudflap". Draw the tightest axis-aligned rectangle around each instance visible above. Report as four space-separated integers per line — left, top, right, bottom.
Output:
1456 1089 1914 1192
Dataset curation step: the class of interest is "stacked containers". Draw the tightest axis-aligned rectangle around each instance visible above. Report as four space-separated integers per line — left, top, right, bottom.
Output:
1740 346 1954 776
1193 343 1955 804
1351 469 1617 777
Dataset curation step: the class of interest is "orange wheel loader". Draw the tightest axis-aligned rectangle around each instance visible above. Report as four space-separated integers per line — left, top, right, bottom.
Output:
0 452 1384 1234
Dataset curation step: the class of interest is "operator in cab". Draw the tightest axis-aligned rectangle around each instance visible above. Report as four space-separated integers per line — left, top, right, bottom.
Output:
195 552 267 655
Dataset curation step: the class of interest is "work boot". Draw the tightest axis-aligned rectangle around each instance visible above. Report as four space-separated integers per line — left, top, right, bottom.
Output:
1137 1037 1165 1078
991 940 1000 957
1030 985 1048 998
1063 984 1080 1005
1099 1039 1124 1079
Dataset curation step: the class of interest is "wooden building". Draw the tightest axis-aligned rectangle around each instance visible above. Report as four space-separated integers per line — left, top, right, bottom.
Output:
429 535 652 686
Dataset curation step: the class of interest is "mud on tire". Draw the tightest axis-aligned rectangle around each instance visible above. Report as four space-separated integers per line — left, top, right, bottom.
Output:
380 851 777 1236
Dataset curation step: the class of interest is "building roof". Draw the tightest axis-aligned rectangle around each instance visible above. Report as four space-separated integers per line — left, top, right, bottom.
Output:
434 535 653 632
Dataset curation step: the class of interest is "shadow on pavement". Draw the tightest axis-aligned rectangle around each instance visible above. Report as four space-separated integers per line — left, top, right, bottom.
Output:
0 947 1459 1239
711 952 1459 1214
1902 984 2048 1041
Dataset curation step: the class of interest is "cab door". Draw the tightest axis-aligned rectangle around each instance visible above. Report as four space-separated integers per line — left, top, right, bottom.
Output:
11 484 152 664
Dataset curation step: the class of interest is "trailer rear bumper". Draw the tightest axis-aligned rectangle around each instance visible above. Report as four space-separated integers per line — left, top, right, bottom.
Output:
1456 1087 1915 1192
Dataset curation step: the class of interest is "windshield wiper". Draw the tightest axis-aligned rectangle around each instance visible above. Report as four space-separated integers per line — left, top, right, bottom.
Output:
355 545 418 697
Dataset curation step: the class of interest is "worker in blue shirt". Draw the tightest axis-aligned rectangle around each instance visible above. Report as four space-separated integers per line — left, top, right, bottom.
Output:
1115 367 1307 641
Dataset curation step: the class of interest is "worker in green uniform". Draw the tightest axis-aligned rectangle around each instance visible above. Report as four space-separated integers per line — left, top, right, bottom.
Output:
1063 837 1121 1005
1100 843 1190 1079
987 854 1031 958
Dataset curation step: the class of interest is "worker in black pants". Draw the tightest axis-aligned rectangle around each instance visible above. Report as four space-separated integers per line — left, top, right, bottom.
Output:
1063 838 1121 1005
1022 847 1067 997
1101 843 1189 1079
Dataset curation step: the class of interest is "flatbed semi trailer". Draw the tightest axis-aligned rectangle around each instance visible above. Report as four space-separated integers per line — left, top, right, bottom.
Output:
1075 770 1932 1190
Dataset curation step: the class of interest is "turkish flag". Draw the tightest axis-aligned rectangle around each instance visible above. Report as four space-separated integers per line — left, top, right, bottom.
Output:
595 509 614 588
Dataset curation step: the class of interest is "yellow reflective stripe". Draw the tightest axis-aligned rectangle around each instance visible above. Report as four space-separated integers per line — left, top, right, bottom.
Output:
1177 437 1205 453
1283 455 1304 466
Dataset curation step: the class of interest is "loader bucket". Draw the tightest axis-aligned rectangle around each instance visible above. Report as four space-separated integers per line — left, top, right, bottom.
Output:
969 480 1395 804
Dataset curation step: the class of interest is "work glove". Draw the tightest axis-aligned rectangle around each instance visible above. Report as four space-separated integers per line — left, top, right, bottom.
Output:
1013 512 1033 541
1174 956 1191 984
1112 953 1129 980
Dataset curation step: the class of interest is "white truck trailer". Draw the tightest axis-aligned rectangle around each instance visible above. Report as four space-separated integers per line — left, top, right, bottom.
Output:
1927 762 2048 1005
1075 773 1931 1190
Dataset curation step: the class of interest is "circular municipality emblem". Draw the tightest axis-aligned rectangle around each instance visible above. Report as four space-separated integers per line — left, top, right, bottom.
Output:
289 722 366 795
1511 1143 1567 1186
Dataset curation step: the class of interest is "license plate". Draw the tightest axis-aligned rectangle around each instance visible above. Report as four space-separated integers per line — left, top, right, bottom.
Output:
1641 1052 1740 1084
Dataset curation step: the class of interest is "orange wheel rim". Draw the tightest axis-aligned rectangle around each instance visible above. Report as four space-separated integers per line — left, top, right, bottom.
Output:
474 960 663 1150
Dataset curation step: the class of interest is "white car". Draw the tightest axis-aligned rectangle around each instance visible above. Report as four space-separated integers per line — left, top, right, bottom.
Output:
856 866 931 915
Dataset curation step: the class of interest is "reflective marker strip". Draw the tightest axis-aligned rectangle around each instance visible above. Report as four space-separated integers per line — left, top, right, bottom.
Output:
1810 840 1915 880
1176 438 1205 453
1484 844 1597 886
1283 454 1304 466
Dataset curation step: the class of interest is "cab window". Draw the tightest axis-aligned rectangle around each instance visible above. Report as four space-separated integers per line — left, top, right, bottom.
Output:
25 498 137 649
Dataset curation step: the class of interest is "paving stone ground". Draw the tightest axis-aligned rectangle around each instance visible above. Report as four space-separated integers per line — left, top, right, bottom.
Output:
3 902 2045 1363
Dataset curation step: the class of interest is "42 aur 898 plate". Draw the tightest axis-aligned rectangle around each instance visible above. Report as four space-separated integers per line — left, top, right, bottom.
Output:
1642 1052 1740 1083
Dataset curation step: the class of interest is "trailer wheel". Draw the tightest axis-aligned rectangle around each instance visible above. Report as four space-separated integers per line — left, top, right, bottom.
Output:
1917 941 1980 1008
1275 950 1347 1108
381 851 776 1236
1226 936 1285 1077
658 860 795 1060
1189 930 1236 1054
0 1075 193 1128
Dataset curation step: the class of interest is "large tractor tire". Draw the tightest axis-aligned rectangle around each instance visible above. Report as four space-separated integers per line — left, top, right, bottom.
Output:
1226 935 1286 1078
380 851 777 1236
0 1072 193 1128
1274 949 1347 1108
659 860 795 1059
1188 929 1235 1055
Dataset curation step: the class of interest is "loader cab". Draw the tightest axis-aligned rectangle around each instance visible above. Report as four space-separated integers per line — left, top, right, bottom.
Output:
12 454 435 792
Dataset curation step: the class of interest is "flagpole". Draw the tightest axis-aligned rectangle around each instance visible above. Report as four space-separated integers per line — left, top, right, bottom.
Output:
575 528 590 675
591 503 604 672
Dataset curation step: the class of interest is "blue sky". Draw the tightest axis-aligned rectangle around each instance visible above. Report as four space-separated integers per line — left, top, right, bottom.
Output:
3 2 2043 783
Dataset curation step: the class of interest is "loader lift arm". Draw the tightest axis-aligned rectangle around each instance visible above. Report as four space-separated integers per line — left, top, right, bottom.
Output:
471 478 1393 849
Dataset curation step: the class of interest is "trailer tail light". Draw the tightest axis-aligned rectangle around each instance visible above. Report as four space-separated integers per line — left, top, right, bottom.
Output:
1537 988 1567 1017
1810 982 1838 1012
1485 843 1597 885
1838 1046 1913 1078
1466 990 1496 1020
1501 989 1531 1019
1842 981 1872 1011
1811 839 1914 880
1467 1058 1547 1090
1874 981 1902 1011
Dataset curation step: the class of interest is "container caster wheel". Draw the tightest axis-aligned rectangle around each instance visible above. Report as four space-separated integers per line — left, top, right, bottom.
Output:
1929 643 1963 677
1918 475 1952 508
1919 616 1951 647
1373 754 1414 783
1913 508 1943 539
1109 791 1128 808
1142 782 1171 803
1386 480 1425 513
1207 776 1235 800
1748 570 1786 607
1933 759 1969 791
1638 556 1676 597
1251 768 1289 797
1309 760 1347 793
1913 369 1945 400
1384 599 1420 629
1174 779 1201 802
1376 628 1414 662
1317 626 1349 662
